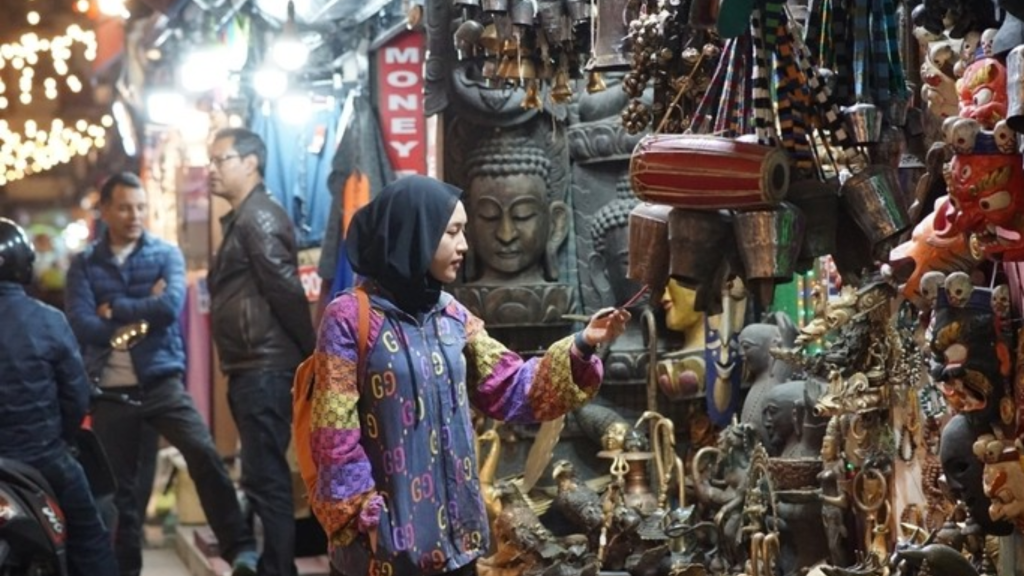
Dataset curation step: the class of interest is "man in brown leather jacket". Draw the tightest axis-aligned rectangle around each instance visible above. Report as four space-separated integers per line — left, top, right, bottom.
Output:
208 127 315 576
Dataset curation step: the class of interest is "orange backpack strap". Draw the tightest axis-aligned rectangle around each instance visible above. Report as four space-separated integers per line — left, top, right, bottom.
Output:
355 286 370 368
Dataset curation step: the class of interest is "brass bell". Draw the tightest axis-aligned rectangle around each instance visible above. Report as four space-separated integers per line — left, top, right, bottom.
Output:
586 70 607 93
496 55 521 81
521 79 543 110
479 24 501 54
550 69 573 103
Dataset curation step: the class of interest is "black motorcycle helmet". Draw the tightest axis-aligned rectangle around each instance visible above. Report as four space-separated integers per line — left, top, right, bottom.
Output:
0 217 35 285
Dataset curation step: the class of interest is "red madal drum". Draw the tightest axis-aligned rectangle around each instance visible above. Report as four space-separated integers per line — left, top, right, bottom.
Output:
630 134 791 210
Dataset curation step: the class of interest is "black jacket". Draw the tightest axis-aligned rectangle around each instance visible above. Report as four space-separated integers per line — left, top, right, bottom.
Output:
208 185 315 374
0 282 90 462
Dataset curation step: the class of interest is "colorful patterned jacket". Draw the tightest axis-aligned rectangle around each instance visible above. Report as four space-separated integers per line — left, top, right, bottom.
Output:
310 287 603 576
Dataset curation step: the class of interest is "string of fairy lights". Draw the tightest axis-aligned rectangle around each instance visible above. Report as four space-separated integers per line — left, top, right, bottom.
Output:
0 8 107 186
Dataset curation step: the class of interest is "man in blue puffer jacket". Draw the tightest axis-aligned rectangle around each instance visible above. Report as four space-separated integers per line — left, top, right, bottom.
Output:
64 172 259 576
0 217 118 576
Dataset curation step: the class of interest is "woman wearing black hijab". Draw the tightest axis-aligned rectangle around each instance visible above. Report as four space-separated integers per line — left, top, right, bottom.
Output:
308 175 629 576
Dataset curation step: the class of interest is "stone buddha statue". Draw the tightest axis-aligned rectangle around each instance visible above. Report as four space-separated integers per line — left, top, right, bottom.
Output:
761 380 827 458
452 135 574 328
585 180 649 384
738 322 785 445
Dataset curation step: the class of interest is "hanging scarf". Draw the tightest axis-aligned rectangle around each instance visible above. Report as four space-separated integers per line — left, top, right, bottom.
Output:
346 175 462 314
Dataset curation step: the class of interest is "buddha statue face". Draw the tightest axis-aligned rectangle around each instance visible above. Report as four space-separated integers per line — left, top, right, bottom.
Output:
590 196 642 308
662 279 702 335
738 324 783 383
761 381 804 456
465 173 568 284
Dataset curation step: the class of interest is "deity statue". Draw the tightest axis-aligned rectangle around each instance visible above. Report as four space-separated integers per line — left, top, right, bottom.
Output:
761 380 828 459
940 414 1015 535
738 322 785 444
656 279 707 401
450 133 575 328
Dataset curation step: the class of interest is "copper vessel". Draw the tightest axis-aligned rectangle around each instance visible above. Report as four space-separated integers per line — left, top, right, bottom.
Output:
628 203 672 295
668 209 733 289
839 164 910 247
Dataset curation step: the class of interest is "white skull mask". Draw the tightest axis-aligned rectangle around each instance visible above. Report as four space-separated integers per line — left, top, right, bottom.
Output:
943 271 974 307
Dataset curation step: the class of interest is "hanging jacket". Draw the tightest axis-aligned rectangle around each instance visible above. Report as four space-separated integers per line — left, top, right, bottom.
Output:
309 287 602 576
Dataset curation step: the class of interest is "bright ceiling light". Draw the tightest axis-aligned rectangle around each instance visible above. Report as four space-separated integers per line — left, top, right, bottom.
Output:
253 66 288 99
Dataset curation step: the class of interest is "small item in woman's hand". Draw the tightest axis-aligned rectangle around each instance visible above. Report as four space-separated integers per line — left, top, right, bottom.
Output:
593 285 650 319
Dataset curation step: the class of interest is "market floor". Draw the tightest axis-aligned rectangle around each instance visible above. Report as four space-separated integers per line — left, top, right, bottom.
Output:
142 547 192 576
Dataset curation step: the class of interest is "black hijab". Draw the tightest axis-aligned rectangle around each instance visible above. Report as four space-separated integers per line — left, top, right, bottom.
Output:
346 175 462 314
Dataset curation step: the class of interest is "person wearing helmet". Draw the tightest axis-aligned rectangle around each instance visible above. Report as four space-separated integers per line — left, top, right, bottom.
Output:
0 217 119 576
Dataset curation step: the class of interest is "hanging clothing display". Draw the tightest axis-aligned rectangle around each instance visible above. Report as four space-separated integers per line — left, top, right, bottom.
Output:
317 90 395 294
252 102 340 249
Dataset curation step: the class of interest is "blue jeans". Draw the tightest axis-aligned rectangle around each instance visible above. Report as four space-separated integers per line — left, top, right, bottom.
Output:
228 370 299 576
93 376 256 576
30 451 119 576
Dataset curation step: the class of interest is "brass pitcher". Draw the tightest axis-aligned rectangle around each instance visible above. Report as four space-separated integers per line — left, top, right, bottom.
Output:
668 209 733 289
628 203 673 297
839 164 910 247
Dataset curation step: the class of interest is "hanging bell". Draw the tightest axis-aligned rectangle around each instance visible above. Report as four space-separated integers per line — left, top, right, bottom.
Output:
586 0 632 71
565 0 591 23
479 24 501 54
454 19 485 59
586 70 607 93
550 69 573 103
496 54 521 81
522 79 543 110
481 0 508 12
537 0 569 43
510 0 535 26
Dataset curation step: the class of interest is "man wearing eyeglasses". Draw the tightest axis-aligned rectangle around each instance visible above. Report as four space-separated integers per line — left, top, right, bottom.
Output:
207 128 315 576
65 172 259 576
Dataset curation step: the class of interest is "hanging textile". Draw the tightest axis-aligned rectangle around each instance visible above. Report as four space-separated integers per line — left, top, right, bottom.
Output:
252 101 341 249
318 90 395 294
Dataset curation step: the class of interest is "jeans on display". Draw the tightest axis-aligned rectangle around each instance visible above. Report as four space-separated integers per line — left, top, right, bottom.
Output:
228 369 299 576
92 375 256 576
29 451 120 576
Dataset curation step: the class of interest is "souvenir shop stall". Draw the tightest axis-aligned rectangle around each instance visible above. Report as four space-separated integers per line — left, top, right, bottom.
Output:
114 0 1024 573
413 1 1024 576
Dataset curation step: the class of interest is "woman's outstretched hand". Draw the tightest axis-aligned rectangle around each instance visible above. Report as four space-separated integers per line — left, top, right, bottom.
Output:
582 308 631 347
